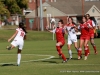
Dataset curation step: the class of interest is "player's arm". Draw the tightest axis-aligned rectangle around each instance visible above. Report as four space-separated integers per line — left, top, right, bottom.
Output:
75 25 80 32
8 30 18 42
92 21 98 36
46 26 56 33
63 25 67 35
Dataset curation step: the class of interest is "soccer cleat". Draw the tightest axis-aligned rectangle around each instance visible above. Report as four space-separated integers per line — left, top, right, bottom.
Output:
69 56 72 60
62 59 68 63
78 56 81 60
78 55 82 60
84 56 87 60
94 51 97 55
17 64 20 66
6 46 11 50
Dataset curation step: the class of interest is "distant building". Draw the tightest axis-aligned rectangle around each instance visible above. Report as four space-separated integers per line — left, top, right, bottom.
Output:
25 0 100 30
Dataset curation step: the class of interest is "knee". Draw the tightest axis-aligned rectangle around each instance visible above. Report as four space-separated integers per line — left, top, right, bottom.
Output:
56 43 59 46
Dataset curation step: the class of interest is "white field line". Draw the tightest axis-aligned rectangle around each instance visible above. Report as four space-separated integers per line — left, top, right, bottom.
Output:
43 64 100 66
0 54 100 66
0 54 55 64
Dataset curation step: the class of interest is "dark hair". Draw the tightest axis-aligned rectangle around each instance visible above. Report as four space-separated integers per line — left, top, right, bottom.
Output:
81 15 87 24
19 22 27 33
85 14 90 18
58 19 64 24
68 17 76 25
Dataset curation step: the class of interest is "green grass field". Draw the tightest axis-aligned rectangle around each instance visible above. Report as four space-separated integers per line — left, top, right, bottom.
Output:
0 30 100 75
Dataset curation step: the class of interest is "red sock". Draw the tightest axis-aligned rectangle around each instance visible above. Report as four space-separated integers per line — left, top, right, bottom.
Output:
61 53 66 61
56 46 61 55
87 45 90 54
56 46 66 60
84 50 88 56
93 45 97 52
78 50 82 56
85 46 89 56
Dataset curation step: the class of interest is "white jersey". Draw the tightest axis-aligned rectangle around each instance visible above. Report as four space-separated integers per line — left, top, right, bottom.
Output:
14 28 25 41
11 28 25 50
65 24 77 44
66 24 77 39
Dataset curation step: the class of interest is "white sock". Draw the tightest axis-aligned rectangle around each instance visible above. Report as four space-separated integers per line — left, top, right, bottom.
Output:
68 50 72 58
17 54 21 65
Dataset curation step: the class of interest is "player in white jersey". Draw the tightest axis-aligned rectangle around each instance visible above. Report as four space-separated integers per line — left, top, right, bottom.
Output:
64 17 78 59
7 22 27 66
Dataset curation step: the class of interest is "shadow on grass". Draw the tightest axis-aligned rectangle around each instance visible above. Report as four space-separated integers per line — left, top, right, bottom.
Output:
42 60 57 63
1 64 16 67
33 57 60 64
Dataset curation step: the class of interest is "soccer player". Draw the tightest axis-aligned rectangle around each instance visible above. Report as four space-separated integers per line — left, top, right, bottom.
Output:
46 19 67 63
64 17 78 59
7 22 27 66
78 16 91 60
86 14 97 54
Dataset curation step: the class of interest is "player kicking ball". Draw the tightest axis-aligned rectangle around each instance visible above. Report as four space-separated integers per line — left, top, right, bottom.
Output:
6 22 27 66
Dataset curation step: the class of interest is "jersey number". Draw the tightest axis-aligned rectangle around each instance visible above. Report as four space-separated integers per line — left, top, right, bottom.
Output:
20 32 24 37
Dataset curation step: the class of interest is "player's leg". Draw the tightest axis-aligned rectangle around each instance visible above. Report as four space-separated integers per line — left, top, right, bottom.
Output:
86 44 90 55
6 44 15 50
90 35 97 54
74 42 78 52
73 37 78 52
78 39 84 60
56 42 67 62
6 40 17 50
67 44 72 59
17 41 24 66
84 40 89 60
67 38 73 59
17 49 22 66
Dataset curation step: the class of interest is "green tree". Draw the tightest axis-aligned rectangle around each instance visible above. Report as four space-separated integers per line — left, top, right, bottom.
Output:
3 0 28 14
16 0 28 9
0 1 10 20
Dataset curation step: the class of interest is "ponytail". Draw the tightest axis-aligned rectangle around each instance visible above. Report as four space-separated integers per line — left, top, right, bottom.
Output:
19 22 27 33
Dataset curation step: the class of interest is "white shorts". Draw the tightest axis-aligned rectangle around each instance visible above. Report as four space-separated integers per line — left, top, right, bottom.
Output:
11 40 24 50
67 37 77 45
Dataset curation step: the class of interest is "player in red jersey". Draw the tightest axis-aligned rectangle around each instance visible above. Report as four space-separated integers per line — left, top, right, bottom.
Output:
46 19 67 63
86 14 97 54
78 16 91 60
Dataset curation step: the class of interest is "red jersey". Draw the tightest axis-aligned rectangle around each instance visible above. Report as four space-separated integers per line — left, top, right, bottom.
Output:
55 27 65 42
80 22 90 37
87 20 95 34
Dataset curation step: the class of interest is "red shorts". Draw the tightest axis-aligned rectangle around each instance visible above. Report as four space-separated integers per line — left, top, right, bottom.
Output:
90 33 94 38
80 36 90 40
57 40 65 46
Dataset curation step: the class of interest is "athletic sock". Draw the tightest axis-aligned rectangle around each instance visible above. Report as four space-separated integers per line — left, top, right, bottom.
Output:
84 46 88 56
78 48 82 56
84 50 88 56
93 45 97 52
87 45 90 54
68 50 72 58
17 53 21 65
56 46 66 60
56 46 62 55
61 53 66 61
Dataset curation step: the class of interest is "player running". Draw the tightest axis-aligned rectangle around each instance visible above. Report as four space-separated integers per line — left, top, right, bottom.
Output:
78 16 91 60
6 22 27 66
64 17 78 59
86 14 97 54
46 19 67 63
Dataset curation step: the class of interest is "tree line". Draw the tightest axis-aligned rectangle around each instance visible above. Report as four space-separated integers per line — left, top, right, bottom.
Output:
0 0 28 21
